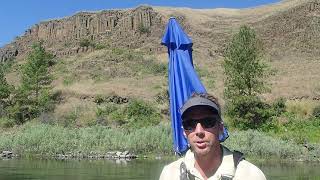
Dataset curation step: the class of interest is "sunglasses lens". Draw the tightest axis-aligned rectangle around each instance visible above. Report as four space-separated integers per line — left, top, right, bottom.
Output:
183 117 219 130
202 119 217 128
182 121 195 131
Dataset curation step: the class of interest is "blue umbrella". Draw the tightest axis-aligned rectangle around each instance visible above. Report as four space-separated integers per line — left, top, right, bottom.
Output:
161 17 228 154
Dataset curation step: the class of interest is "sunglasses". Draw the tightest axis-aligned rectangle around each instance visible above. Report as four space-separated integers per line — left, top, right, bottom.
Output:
182 117 220 131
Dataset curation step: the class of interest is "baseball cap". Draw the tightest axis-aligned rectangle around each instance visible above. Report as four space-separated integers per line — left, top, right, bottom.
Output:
180 96 221 120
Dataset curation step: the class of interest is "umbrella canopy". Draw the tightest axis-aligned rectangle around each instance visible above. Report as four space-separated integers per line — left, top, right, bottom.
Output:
161 17 228 154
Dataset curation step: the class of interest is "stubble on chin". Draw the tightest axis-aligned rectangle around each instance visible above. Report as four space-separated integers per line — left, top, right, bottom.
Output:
192 140 221 159
192 142 212 157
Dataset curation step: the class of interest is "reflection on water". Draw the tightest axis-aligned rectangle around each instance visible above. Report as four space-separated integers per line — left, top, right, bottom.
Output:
0 158 319 180
257 160 320 180
0 158 168 180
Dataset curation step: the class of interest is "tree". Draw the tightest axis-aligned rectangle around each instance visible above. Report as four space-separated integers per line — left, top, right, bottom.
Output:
0 65 11 101
0 64 12 116
9 42 54 123
223 25 271 129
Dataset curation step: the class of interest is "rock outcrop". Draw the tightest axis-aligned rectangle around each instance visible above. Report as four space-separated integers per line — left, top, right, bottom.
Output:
1 1 320 62
0 5 165 62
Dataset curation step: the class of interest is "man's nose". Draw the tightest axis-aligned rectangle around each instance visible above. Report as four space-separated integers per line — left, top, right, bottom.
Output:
195 123 205 137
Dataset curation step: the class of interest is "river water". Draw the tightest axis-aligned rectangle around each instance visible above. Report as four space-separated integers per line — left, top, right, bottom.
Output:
0 158 319 180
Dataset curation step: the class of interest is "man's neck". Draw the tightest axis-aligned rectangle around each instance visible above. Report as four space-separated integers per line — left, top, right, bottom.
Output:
194 145 223 179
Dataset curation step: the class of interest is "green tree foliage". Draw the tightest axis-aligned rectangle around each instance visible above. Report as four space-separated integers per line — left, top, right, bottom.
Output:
8 42 54 123
0 65 12 104
0 64 13 118
224 25 271 129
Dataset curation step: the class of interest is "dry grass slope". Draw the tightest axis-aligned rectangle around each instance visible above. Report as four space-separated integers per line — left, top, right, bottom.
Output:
4 0 320 122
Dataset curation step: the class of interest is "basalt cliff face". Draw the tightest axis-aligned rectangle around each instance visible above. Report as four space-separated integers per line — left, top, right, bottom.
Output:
1 0 320 62
0 6 167 62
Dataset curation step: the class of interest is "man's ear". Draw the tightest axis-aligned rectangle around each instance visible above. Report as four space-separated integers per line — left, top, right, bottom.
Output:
218 122 224 134
183 130 187 138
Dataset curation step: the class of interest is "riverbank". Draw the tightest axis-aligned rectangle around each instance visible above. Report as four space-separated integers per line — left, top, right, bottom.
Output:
0 121 319 162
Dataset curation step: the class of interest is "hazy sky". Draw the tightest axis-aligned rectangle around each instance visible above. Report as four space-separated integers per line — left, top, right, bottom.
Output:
0 0 280 47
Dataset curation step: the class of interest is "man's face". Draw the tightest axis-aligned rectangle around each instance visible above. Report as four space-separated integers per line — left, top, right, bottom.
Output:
183 107 222 157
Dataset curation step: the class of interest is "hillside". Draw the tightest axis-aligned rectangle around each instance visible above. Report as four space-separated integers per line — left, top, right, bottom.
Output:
1 0 320 125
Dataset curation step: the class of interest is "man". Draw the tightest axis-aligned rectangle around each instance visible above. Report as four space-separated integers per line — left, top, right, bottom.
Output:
159 93 266 180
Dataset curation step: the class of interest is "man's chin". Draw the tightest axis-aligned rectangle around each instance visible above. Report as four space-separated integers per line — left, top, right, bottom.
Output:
193 147 210 156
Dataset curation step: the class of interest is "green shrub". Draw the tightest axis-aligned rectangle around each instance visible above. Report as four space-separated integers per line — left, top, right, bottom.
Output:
0 117 15 128
94 43 107 50
131 57 167 76
312 104 320 118
125 99 161 128
109 110 127 127
95 98 161 128
112 48 125 55
271 97 286 116
79 39 94 47
96 103 118 117
227 96 274 130
94 95 105 105
148 62 167 75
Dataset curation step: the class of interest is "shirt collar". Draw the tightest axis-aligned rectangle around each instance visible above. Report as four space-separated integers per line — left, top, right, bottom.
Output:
183 145 236 179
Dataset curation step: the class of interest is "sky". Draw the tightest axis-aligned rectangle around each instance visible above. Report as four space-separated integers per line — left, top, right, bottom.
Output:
0 0 280 47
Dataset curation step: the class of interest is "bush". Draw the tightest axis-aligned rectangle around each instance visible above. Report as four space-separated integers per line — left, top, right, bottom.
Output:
0 117 15 128
131 57 167 76
96 103 125 127
125 99 161 128
227 96 274 130
79 39 94 47
312 104 320 118
95 99 161 129
271 97 286 116
94 43 107 50
96 103 118 117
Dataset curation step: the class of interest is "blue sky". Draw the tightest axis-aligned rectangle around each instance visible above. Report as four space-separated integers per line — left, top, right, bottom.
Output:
0 0 280 47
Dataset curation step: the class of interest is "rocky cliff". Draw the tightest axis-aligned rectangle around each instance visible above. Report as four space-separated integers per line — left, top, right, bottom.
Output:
1 0 320 62
0 6 166 62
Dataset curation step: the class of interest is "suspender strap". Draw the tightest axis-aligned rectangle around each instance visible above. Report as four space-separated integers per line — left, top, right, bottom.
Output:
180 162 195 180
232 150 245 168
221 150 245 180
180 162 188 180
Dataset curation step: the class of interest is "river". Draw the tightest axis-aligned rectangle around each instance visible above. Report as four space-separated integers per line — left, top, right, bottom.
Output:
0 158 319 180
